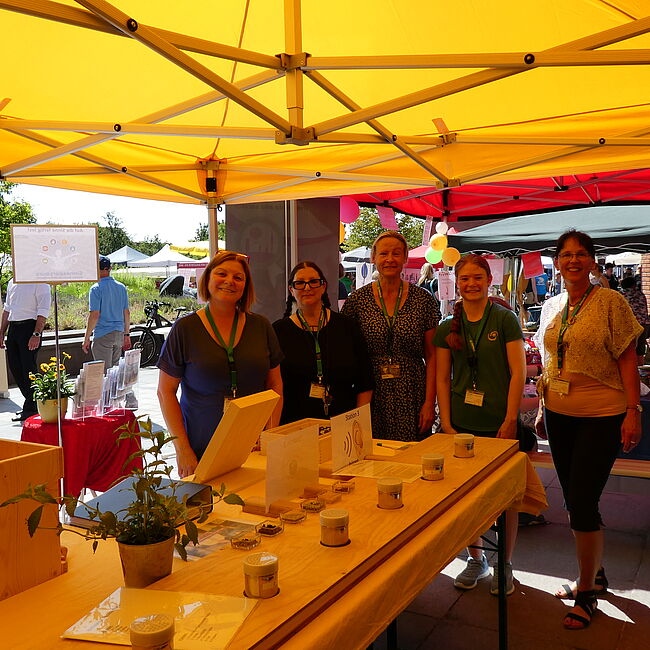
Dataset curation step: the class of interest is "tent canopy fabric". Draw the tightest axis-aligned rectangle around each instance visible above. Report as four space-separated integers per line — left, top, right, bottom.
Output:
169 240 225 256
449 206 650 256
4 2 650 213
128 243 195 267
107 244 148 264
342 246 372 263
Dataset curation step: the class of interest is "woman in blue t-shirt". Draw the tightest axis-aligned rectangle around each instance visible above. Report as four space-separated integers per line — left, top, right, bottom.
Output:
157 251 283 477
434 254 526 597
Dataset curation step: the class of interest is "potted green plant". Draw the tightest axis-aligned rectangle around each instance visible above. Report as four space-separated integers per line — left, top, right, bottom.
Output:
29 352 76 422
1 417 244 588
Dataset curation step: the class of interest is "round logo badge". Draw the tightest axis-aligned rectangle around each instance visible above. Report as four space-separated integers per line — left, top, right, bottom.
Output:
488 330 498 341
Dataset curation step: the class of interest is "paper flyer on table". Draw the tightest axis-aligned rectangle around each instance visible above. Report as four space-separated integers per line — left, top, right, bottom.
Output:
330 403 373 473
177 518 254 561
63 587 256 649
333 459 422 483
265 424 319 509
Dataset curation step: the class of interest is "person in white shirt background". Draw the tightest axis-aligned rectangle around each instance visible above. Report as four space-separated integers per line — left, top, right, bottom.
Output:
0 280 51 421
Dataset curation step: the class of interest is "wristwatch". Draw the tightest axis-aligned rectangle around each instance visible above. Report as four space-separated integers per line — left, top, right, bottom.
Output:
626 404 643 413
31 332 41 338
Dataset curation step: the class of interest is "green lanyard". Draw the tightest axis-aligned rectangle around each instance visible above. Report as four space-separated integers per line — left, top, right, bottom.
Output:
204 305 239 398
377 280 403 359
557 284 593 370
296 308 326 382
461 302 492 390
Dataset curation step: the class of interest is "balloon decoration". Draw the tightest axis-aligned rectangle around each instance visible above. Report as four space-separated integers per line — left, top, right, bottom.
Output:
441 247 461 267
425 221 462 268
429 233 447 251
339 222 346 243
425 248 444 264
340 196 360 224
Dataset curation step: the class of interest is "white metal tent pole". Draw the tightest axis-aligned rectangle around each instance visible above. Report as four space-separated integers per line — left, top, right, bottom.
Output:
207 204 219 257
52 283 63 448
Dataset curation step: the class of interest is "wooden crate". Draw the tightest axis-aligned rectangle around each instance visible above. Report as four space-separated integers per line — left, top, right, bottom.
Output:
0 439 64 600
260 418 331 462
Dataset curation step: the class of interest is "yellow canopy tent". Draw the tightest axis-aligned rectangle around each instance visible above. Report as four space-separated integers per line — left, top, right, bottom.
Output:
3 0 650 213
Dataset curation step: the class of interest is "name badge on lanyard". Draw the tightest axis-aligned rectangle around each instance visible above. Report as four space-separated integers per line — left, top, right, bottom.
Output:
462 303 492 406
464 389 485 406
380 360 402 380
549 378 570 395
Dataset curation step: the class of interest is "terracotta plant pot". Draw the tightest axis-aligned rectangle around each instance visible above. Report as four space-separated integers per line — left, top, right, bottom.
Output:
36 398 68 424
117 536 175 588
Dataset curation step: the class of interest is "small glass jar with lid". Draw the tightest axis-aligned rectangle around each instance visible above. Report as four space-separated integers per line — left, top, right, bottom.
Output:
377 477 403 509
320 509 350 547
129 614 174 650
243 552 279 599
421 454 445 481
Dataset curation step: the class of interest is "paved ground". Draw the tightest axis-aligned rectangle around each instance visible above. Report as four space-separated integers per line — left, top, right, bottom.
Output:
2 367 648 649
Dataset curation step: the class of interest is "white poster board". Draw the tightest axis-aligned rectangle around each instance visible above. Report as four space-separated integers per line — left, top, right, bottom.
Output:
437 270 456 301
11 225 99 283
330 404 373 473
265 424 319 510
487 258 505 286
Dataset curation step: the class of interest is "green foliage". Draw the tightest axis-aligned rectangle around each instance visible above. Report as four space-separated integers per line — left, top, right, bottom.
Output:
29 352 76 400
0 182 36 275
194 221 225 242
132 234 168 257
96 212 132 255
0 417 244 558
344 206 424 250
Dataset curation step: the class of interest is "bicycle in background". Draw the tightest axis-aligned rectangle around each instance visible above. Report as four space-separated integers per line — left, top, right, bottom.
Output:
131 300 192 366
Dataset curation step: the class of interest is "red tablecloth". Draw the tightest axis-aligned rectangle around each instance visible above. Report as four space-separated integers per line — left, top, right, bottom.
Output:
21 410 143 497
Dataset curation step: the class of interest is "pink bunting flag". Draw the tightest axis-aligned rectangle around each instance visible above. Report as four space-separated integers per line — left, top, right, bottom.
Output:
522 251 544 279
377 206 398 230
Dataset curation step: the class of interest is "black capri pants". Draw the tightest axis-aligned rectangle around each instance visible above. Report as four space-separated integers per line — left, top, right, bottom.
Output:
544 409 624 532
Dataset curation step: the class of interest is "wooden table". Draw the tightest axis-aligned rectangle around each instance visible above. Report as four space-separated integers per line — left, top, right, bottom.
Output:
0 435 544 649
21 410 142 497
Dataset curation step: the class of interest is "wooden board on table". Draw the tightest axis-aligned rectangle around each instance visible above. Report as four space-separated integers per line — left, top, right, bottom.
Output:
194 390 280 483
0 439 63 601
160 435 520 649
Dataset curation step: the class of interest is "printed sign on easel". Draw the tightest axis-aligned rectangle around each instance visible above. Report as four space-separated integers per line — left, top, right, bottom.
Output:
265 425 319 510
11 224 99 283
330 404 373 473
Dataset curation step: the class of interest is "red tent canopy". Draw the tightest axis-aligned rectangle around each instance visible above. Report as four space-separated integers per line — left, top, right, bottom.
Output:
352 168 650 221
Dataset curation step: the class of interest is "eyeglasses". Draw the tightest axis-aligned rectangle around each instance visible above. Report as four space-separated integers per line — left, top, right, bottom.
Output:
290 278 325 290
557 252 592 261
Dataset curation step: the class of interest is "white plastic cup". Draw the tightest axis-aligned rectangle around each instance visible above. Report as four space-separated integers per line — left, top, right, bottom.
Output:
421 454 444 480
454 433 475 458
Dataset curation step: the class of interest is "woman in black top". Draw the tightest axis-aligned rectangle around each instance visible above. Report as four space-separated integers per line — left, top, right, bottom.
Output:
273 261 373 424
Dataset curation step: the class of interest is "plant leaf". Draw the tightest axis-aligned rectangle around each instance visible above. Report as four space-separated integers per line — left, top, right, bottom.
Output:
185 519 198 545
27 505 44 537
175 542 187 562
223 493 245 506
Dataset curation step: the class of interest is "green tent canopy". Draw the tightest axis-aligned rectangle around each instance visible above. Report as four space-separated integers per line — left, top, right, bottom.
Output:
448 206 650 256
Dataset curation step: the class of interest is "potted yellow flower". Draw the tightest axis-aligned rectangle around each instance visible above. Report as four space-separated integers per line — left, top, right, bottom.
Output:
29 352 76 423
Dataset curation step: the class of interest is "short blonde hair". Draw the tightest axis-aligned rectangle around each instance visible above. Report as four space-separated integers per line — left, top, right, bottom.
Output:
198 251 255 312
371 230 408 261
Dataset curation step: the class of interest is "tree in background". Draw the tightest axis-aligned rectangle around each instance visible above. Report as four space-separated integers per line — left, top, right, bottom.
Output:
0 181 36 280
96 211 131 254
133 234 168 257
194 221 225 242
344 206 424 250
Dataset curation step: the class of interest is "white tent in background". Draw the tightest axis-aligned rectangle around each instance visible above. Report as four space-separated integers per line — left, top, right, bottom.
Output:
107 245 148 265
605 251 642 265
128 244 195 268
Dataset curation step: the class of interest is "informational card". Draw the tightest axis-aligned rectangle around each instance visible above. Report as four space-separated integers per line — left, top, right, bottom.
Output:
486 257 505 286
81 360 105 402
333 459 422 483
265 424 319 510
436 269 456 301
63 587 256 648
11 224 99 283
522 251 544 279
177 518 254 561
330 404 373 473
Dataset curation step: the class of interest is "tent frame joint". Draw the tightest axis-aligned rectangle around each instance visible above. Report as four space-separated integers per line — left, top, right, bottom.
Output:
441 133 457 145
278 52 310 70
275 126 315 145
447 178 462 188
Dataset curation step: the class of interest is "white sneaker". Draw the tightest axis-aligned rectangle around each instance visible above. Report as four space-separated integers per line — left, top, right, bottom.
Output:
454 555 490 590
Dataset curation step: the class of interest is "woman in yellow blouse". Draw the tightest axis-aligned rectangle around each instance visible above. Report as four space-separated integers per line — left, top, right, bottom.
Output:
535 230 642 630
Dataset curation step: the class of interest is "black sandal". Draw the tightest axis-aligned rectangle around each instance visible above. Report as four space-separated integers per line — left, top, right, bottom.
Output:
563 590 597 630
555 566 608 599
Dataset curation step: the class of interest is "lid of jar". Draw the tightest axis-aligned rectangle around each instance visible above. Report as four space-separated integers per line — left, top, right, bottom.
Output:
243 551 279 576
377 477 402 492
320 508 349 527
454 433 474 440
422 453 444 464
130 614 175 646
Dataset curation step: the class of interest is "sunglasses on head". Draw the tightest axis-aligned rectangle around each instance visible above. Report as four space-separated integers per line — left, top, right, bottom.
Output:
290 278 325 290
